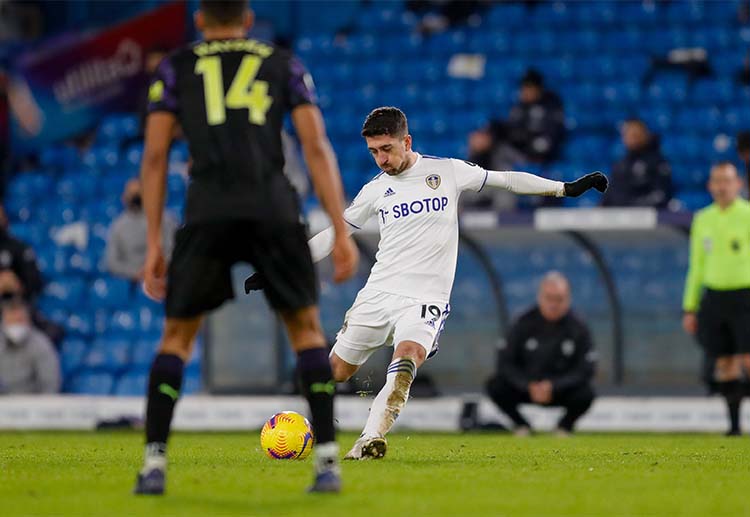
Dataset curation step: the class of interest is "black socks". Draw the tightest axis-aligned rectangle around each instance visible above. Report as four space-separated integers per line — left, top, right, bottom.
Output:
145 354 185 445
718 380 743 434
297 347 336 445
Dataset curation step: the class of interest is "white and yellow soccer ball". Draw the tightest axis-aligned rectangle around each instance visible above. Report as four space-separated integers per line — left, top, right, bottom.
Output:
260 411 314 460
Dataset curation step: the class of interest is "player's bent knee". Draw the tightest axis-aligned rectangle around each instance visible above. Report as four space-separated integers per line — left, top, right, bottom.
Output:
394 341 427 365
281 306 325 351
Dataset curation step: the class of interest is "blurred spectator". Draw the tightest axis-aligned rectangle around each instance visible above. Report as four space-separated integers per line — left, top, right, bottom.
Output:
482 272 597 436
468 69 565 172
738 53 750 86
0 204 43 303
738 131 750 172
0 294 60 394
406 1 486 34
105 178 177 282
602 119 673 209
0 70 8 198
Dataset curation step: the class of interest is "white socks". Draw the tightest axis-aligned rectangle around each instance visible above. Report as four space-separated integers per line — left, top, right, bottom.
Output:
142 442 167 473
313 442 340 474
362 357 417 438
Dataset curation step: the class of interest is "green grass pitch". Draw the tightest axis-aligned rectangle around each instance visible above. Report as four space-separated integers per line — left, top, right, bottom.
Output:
2 431 750 516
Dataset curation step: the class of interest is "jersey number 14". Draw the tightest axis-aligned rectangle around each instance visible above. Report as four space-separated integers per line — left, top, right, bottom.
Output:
195 55 273 126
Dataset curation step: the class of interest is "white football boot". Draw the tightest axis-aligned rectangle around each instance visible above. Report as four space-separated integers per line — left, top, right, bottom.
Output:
344 435 387 460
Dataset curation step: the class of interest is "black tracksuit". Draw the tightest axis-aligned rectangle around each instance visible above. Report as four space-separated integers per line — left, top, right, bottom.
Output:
487 306 597 431
602 137 673 209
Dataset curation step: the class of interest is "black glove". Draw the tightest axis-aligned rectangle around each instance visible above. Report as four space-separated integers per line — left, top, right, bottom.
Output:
564 171 609 197
244 273 265 294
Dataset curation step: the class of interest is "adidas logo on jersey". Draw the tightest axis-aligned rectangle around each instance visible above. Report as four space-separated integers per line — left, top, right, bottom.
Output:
383 187 396 197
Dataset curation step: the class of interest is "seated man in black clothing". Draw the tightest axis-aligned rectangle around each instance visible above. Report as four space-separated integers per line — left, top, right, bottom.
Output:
0 204 42 304
468 69 565 173
602 119 673 209
486 272 597 436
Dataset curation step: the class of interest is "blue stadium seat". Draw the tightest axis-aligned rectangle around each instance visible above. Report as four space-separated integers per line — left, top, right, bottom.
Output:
183 372 202 395
65 312 93 339
56 173 98 203
9 222 45 247
131 339 157 369
90 277 132 310
83 338 130 372
60 338 88 377
67 372 114 395
41 277 85 311
108 310 139 337
113 371 148 396
82 145 120 170
96 113 140 146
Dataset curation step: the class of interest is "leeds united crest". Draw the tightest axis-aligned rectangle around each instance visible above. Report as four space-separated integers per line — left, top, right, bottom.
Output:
426 174 441 190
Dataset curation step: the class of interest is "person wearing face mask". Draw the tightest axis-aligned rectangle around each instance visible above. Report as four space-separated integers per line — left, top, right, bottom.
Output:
0 295 60 394
482 272 597 436
105 178 177 282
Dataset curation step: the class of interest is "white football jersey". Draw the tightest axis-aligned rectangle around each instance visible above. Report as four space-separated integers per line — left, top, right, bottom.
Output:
344 153 487 303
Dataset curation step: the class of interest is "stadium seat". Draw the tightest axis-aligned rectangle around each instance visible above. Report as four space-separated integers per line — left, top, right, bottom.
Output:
59 338 88 378
41 277 86 311
90 277 132 310
82 338 130 373
113 371 148 396
67 372 114 395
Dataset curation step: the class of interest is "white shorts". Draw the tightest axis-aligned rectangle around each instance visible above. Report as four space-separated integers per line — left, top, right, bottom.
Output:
331 288 451 366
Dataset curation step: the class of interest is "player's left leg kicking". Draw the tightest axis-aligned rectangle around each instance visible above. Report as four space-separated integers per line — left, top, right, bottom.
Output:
330 295 447 460
332 340 427 459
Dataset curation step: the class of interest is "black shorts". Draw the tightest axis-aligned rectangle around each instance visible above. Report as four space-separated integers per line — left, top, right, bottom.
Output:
165 221 317 318
697 288 750 357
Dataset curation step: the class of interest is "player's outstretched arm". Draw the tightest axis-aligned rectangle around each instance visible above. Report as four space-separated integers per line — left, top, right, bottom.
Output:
244 225 354 293
140 112 177 301
292 104 358 283
485 170 608 197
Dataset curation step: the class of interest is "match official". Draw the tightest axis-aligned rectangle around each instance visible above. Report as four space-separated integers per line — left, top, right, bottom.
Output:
683 162 750 436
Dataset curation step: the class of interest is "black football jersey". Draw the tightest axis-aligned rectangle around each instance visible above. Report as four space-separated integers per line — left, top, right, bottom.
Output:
147 38 316 224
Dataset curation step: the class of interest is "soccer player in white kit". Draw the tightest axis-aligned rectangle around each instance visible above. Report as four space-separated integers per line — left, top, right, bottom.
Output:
247 107 607 459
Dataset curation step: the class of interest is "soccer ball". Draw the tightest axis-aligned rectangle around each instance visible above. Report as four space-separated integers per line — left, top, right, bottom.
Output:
260 411 314 460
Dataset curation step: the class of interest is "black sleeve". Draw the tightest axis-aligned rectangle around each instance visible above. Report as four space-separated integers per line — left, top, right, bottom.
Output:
147 54 179 115
551 323 596 392
285 54 317 111
497 319 531 392
16 242 43 301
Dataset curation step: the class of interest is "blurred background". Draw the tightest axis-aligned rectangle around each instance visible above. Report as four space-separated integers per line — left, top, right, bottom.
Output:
1 0 749 402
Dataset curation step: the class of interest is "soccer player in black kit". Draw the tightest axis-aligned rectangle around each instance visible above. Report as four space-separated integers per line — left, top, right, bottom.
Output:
133 1 358 495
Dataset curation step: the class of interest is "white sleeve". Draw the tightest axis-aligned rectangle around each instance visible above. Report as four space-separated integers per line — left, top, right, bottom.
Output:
342 185 375 230
453 159 489 193
484 170 565 197
308 226 337 263
308 186 373 263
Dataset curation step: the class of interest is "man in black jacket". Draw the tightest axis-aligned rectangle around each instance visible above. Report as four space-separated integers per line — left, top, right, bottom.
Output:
602 119 673 209
486 272 597 435
468 69 565 172
0 204 42 303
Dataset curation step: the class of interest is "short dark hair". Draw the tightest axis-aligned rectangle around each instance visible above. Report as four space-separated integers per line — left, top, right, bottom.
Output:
200 0 248 26
738 131 750 154
361 107 408 138
520 68 544 88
